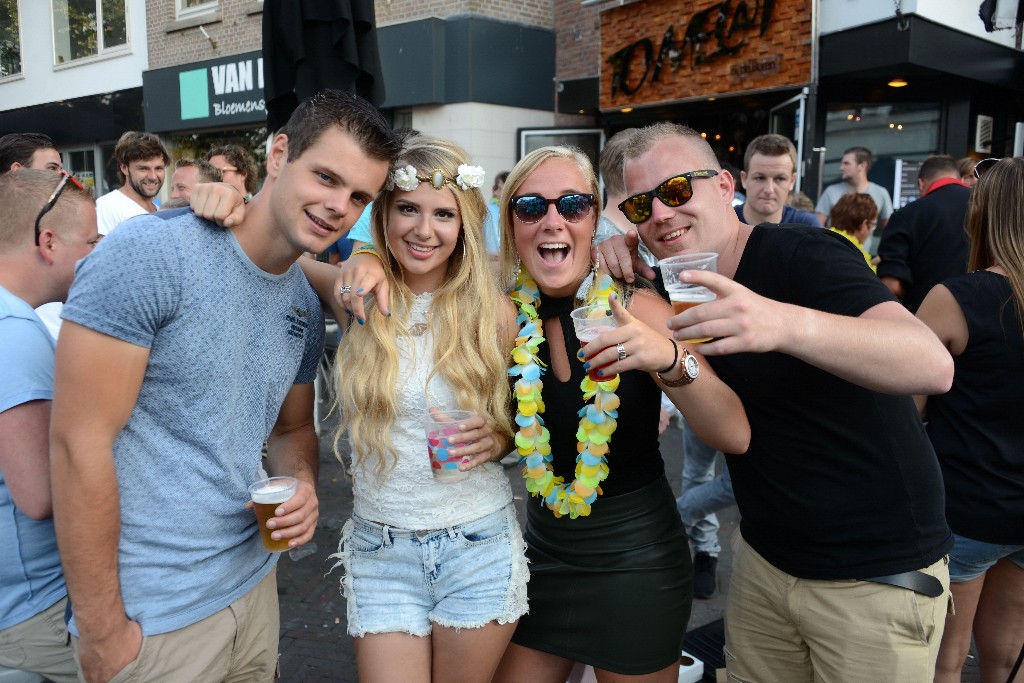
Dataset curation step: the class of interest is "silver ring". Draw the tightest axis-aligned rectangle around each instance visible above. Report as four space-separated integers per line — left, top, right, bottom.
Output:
339 285 353 295
616 343 627 361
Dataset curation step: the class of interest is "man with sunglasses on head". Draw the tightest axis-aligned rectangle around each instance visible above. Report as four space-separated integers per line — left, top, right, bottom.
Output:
876 154 970 313
597 122 956 682
0 169 98 683
50 91 401 683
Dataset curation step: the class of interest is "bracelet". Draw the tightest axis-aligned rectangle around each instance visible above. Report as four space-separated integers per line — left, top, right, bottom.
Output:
658 348 697 387
351 244 384 264
659 339 679 374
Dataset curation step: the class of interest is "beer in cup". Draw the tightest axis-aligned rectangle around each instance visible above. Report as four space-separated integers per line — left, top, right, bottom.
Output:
420 409 476 483
570 304 620 381
249 476 298 552
658 252 718 343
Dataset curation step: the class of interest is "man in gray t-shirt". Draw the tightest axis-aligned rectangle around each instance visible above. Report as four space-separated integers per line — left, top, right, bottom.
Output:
51 92 401 683
815 146 893 254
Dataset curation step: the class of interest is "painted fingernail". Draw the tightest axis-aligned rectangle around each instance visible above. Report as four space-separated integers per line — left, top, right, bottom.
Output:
605 309 613 316
344 309 352 316
583 362 591 370
357 317 365 325
576 349 585 360
611 292 618 300
386 310 392 317
356 288 364 294
596 369 604 376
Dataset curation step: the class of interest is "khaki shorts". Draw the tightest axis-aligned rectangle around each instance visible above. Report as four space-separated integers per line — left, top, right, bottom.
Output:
0 597 78 683
73 567 279 683
724 532 949 683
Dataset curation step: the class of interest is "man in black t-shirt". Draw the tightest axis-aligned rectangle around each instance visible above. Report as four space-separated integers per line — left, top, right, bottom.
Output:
598 123 955 682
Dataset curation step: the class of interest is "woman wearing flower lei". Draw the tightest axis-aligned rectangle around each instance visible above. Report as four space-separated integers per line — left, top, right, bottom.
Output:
489 146 750 683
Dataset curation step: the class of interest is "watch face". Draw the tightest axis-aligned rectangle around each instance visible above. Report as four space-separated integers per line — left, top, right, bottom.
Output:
684 353 700 380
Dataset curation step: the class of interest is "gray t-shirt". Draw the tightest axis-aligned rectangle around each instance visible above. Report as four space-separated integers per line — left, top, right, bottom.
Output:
815 181 894 223
62 209 324 636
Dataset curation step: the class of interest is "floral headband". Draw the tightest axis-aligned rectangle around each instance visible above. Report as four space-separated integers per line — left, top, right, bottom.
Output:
391 164 486 192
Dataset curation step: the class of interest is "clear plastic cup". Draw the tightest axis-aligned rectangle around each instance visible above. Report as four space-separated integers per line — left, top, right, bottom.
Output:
658 253 718 342
249 476 298 552
419 409 476 484
570 304 620 381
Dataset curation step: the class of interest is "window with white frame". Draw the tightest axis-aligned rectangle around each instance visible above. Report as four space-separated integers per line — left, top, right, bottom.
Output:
0 0 22 78
177 0 218 20
51 0 128 65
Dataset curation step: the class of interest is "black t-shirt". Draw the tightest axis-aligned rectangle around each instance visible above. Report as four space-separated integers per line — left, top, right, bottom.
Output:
712 225 952 580
926 271 1024 544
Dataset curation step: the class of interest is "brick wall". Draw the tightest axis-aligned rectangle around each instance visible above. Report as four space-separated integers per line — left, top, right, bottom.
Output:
600 0 813 109
373 0 551 28
554 0 602 81
147 0 263 70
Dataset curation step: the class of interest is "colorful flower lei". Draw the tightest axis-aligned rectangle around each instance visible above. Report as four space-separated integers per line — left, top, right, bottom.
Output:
509 268 620 519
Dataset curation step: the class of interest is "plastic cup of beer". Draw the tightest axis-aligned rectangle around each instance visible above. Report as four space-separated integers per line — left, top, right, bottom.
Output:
420 409 475 484
570 304 620 381
249 476 298 553
658 252 718 343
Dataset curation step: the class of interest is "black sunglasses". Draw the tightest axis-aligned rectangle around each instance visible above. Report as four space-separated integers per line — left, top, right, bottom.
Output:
510 193 596 224
973 157 1001 179
618 170 719 225
35 171 85 246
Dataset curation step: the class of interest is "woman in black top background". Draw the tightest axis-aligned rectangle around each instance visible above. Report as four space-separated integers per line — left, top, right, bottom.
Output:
916 157 1024 683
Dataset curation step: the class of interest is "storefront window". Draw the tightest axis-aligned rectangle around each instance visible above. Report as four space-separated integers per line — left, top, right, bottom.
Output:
822 103 940 194
177 0 218 19
52 0 129 65
0 0 21 78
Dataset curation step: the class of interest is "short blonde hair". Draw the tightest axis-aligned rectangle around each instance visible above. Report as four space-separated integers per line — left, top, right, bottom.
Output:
498 146 602 291
0 169 93 249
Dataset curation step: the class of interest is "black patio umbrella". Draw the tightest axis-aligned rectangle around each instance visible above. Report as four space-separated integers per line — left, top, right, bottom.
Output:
262 0 386 133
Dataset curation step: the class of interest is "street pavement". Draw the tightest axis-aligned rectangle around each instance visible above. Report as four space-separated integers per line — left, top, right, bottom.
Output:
275 401 980 682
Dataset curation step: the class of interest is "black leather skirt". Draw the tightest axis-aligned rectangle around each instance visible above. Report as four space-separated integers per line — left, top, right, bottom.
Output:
511 476 693 674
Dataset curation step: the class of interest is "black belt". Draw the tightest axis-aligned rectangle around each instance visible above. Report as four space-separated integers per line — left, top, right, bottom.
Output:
861 570 944 598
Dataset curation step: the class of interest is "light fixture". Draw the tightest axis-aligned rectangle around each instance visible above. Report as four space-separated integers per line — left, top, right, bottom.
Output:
700 132 708 139
728 145 735 152
897 124 903 130
888 78 908 88
708 97 716 102
619 107 633 113
847 114 854 120
889 123 895 129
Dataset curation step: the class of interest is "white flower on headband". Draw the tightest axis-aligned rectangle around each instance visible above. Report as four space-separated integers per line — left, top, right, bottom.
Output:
392 165 420 192
456 164 486 191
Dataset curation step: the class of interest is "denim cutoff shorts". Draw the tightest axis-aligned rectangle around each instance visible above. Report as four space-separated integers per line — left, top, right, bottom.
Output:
334 503 529 637
948 532 1024 582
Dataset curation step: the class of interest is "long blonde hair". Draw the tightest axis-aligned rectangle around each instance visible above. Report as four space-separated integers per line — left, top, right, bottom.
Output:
967 156 1024 337
334 135 513 475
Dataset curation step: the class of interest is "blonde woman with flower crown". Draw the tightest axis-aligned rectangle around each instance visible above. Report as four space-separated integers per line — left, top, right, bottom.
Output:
334 146 751 681
322 134 529 683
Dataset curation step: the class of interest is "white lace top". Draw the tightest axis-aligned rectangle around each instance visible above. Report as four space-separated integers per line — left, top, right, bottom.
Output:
350 291 513 530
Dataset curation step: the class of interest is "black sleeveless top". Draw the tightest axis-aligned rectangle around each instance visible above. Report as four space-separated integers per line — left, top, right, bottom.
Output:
534 291 665 497
926 270 1024 544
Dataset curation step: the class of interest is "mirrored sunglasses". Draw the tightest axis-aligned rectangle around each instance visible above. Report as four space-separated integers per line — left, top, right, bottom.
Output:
510 193 596 224
618 170 719 225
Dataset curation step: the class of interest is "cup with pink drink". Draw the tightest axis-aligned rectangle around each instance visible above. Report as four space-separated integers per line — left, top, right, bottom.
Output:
419 409 476 483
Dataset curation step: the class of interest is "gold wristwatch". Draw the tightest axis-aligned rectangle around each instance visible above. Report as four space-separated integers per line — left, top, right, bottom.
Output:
657 347 699 387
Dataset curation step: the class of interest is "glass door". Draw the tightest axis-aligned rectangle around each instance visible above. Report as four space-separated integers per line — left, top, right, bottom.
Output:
770 88 808 192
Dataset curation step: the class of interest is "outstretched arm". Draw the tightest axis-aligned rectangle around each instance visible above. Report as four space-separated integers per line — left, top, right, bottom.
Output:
582 291 750 454
667 270 954 395
50 322 148 683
